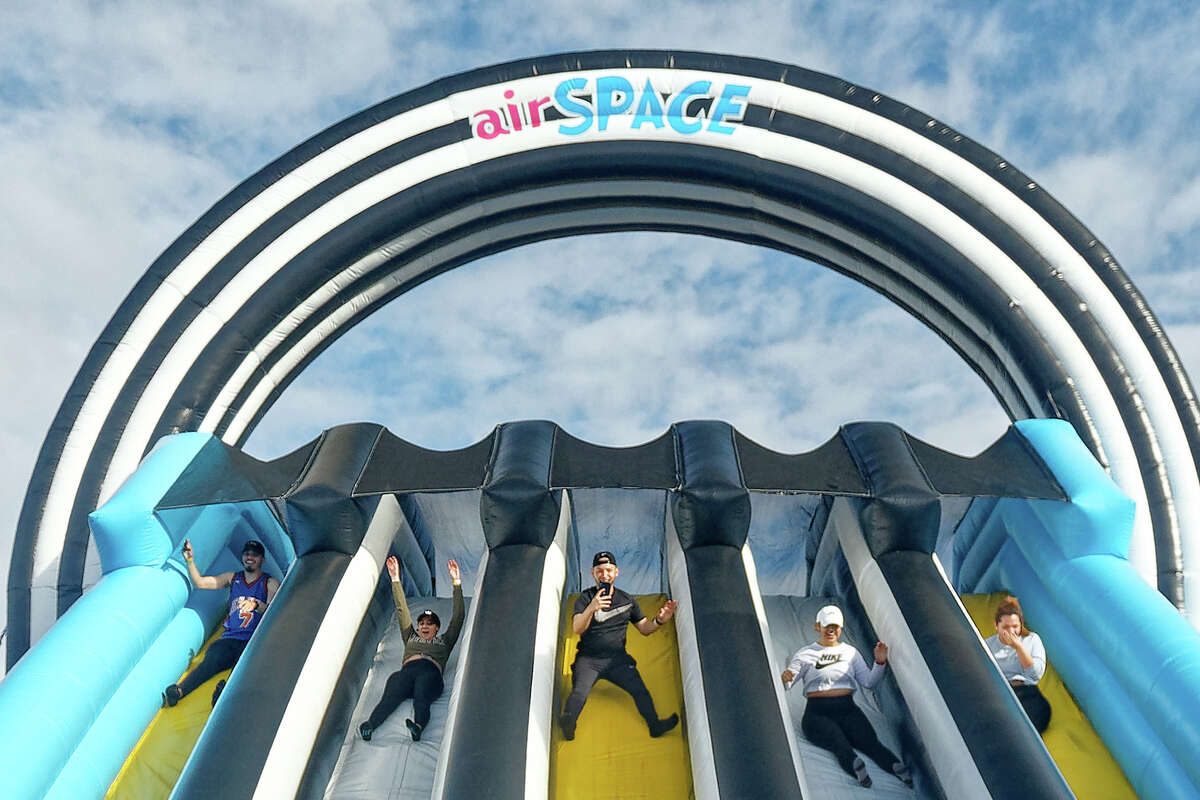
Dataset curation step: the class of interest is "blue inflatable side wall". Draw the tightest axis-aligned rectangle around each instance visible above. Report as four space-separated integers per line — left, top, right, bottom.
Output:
955 419 1200 800
0 433 292 800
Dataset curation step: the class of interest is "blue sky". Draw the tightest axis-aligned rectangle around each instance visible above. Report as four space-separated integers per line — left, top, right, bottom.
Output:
2 1 1199 630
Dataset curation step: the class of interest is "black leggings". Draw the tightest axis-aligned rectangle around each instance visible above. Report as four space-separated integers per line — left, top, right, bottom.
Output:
562 653 660 727
367 658 445 729
1015 683 1052 733
802 694 899 777
178 637 248 698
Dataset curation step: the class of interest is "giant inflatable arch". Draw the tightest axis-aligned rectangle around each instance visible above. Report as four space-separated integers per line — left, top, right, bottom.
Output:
10 49 1200 665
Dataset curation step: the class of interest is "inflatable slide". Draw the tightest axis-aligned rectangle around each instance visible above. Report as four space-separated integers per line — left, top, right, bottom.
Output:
2 419 1199 799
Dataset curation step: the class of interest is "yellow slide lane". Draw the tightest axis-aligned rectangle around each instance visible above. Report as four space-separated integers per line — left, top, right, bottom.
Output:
105 630 231 800
551 593 692 800
962 592 1134 799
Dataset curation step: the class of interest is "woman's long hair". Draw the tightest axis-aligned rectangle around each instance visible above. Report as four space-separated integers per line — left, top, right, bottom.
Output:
994 595 1031 636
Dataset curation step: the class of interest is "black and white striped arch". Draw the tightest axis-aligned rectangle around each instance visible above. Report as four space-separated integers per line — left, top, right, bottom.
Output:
11 50 1200 663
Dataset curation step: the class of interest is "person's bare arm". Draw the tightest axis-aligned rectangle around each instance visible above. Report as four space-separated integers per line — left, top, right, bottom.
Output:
181 539 233 590
242 576 281 614
634 599 677 635
573 588 612 635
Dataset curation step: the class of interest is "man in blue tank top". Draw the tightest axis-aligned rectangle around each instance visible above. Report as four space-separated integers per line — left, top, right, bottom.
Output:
162 538 280 707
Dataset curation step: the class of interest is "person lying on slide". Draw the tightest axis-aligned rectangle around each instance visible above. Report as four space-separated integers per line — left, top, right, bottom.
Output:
359 556 464 743
163 538 279 707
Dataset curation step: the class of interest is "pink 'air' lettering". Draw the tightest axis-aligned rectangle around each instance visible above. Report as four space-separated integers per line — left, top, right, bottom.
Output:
473 91 552 139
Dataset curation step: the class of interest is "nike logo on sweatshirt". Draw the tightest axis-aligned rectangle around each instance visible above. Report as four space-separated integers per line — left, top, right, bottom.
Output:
594 603 633 623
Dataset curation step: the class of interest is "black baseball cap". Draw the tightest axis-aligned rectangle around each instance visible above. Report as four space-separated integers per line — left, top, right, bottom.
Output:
242 540 265 556
592 551 617 567
417 609 441 627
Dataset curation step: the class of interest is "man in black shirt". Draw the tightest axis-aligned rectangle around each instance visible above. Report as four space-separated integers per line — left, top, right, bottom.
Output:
559 551 680 741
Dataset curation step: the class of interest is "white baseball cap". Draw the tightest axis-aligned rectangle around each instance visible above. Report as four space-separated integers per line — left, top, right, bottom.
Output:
816 605 844 628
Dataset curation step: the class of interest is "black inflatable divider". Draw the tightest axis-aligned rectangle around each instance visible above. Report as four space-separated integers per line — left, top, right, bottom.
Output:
878 552 1073 799
479 421 558 549
836 422 1073 799
441 419 560 800
296 570 394 800
440 544 549 800
671 420 803 799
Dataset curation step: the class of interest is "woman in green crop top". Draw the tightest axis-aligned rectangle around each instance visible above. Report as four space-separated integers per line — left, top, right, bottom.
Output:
358 555 465 742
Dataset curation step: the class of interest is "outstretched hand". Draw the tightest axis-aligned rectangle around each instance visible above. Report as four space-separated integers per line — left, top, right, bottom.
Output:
657 599 678 622
874 641 888 665
447 559 461 585
385 555 401 582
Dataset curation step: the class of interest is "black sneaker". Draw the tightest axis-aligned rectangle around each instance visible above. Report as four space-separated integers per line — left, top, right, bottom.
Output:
405 718 423 741
853 757 872 788
162 684 183 707
358 722 373 742
558 714 576 741
210 679 226 707
892 761 913 788
649 713 679 738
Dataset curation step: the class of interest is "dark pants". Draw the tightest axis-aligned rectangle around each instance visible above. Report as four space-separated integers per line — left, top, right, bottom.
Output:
562 653 660 728
802 694 899 777
178 637 248 698
367 658 445 729
1015 683 1052 733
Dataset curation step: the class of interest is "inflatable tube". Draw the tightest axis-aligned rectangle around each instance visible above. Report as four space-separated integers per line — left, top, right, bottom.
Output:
439 421 561 800
10 419 1200 798
0 433 290 800
15 51 1200 672
669 421 802 798
950 419 1200 799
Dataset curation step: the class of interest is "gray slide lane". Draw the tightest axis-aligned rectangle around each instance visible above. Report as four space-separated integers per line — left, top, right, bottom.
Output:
323 593 471 800
764 595 920 799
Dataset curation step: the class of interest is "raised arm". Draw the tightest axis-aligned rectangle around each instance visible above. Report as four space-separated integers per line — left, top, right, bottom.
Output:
386 555 413 633
634 599 677 635
181 539 233 590
444 559 466 647
852 644 888 689
572 588 612 635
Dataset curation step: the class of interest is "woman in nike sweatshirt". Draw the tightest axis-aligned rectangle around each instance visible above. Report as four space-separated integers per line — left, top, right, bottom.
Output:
781 605 911 789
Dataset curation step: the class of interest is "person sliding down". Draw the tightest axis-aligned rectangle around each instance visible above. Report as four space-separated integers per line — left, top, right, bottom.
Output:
781 605 912 789
359 556 464 743
558 550 679 741
162 539 278 708
985 595 1051 733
